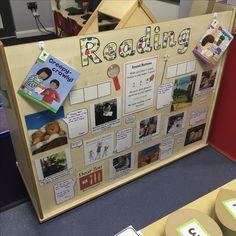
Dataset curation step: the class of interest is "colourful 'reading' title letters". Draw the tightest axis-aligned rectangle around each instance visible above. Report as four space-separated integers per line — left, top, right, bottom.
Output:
80 26 191 67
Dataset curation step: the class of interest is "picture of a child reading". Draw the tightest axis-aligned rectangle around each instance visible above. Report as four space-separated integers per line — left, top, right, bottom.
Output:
41 79 60 105
21 67 52 93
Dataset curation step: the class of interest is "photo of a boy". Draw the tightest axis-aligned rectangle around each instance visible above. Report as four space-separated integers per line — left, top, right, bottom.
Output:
21 67 52 93
41 79 60 105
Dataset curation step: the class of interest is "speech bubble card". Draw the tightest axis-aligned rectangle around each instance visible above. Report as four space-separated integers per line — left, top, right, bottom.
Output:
54 179 75 204
63 109 88 139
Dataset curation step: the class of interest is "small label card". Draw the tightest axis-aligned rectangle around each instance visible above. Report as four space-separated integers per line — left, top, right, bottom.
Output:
223 198 236 220
114 225 142 236
176 218 210 236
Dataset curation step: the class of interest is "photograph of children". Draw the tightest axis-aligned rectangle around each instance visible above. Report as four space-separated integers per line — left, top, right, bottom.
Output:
138 144 160 168
166 112 186 135
25 107 68 155
184 123 206 146
171 74 197 112
199 69 217 91
136 114 161 144
84 133 114 165
90 97 121 133
35 148 72 185
109 152 134 179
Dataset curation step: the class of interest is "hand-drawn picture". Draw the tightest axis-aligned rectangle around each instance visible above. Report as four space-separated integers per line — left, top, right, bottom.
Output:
25 107 68 155
199 69 217 91
35 149 72 185
171 74 196 112
136 114 160 143
138 144 160 168
166 112 186 135
109 152 134 179
84 133 114 165
90 97 121 133
184 123 206 146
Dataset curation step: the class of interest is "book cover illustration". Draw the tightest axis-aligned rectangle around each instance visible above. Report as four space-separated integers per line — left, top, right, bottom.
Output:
18 50 80 113
171 74 196 112
193 19 233 66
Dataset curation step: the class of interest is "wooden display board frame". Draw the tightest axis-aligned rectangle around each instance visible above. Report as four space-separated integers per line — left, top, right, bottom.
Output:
0 11 234 222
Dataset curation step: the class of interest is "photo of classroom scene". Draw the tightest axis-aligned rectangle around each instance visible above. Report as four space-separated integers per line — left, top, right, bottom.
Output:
138 144 160 168
94 98 118 126
171 74 197 112
184 123 206 146
199 70 217 91
40 151 68 178
138 115 159 140
25 107 68 155
166 112 185 135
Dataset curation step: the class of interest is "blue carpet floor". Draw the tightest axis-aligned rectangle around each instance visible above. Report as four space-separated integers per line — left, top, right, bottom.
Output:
0 146 236 236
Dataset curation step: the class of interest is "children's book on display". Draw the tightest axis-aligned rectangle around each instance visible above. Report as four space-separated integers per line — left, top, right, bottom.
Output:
193 19 233 66
18 50 80 113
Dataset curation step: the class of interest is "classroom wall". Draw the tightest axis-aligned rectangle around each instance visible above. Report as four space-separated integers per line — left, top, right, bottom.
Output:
179 0 194 18
9 0 54 38
0 13 3 29
145 0 180 21
9 0 181 38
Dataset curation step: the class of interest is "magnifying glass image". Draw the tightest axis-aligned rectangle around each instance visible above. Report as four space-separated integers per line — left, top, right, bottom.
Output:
107 64 120 91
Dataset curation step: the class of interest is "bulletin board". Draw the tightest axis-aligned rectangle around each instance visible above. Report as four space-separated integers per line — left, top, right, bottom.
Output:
0 11 234 222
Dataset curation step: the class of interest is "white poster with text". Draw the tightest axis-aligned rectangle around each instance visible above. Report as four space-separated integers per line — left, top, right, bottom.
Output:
124 57 157 114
